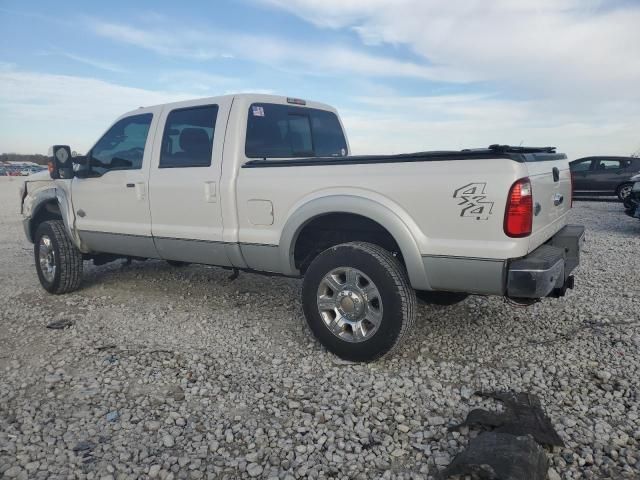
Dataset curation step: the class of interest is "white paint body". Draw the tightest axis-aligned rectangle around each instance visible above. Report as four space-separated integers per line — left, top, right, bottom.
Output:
21 94 573 294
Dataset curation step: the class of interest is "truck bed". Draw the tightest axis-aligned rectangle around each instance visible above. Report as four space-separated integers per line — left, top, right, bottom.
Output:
242 145 565 168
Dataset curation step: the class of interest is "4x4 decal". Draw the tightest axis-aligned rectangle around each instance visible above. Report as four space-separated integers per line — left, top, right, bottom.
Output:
453 183 494 220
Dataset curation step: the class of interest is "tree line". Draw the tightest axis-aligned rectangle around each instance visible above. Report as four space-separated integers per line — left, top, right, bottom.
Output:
0 153 49 165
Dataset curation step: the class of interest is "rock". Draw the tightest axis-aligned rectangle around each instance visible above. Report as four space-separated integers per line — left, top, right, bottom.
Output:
428 416 445 426
3 466 22 478
162 435 175 448
547 468 561 480
247 463 263 477
145 421 161 431
106 411 119 422
148 465 161 478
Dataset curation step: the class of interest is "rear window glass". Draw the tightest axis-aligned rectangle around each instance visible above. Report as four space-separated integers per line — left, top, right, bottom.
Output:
245 103 347 158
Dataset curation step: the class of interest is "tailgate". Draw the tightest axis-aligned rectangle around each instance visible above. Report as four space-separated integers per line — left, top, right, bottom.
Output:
526 157 572 252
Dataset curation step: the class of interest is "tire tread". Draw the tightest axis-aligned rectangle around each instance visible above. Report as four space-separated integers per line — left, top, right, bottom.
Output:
39 220 83 294
346 242 416 359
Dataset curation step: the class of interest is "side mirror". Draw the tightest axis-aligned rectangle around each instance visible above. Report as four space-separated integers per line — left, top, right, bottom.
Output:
47 145 74 179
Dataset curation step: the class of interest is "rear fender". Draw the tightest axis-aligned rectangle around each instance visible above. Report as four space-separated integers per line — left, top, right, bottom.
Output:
278 194 430 290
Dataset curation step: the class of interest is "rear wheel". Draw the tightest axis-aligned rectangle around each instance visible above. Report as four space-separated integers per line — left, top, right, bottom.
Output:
34 220 83 294
616 183 633 201
302 242 416 362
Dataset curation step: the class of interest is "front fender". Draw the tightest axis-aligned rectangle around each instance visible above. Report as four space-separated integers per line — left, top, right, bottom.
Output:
23 187 85 251
278 194 431 290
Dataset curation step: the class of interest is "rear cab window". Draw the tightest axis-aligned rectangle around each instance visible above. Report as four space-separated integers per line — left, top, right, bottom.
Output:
245 103 347 159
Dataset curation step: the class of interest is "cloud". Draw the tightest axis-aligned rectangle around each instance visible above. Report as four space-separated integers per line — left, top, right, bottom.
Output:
340 94 640 159
40 50 126 73
260 0 640 99
0 67 195 153
89 19 469 81
0 67 275 153
92 22 225 60
1 67 637 159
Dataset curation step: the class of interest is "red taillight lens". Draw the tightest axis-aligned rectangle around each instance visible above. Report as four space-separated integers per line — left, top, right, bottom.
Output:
504 177 533 237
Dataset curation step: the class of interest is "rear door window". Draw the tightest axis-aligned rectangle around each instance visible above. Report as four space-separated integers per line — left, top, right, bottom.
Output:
245 103 347 158
595 159 622 171
160 105 218 168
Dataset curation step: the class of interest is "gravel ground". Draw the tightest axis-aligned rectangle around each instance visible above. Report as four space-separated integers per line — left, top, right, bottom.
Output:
1 177 639 480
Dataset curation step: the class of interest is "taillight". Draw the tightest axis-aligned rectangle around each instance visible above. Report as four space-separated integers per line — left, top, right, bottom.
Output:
504 177 533 238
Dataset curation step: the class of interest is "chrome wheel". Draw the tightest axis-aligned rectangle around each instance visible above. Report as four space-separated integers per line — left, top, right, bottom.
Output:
317 267 383 343
38 235 56 283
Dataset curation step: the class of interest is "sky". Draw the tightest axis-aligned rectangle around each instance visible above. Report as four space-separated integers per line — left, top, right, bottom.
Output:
1 0 639 160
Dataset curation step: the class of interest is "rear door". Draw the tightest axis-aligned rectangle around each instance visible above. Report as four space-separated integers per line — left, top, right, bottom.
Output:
526 157 573 252
72 109 160 257
589 158 627 192
148 99 232 266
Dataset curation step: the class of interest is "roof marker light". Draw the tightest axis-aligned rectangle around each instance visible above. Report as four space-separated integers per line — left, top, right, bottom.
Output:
287 97 306 106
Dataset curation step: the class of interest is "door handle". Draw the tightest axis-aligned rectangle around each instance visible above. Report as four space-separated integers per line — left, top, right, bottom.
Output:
126 183 135 188
204 181 217 203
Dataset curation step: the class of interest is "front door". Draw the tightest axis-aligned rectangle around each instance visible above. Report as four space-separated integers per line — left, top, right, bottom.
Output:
72 109 160 257
570 158 594 192
148 100 231 266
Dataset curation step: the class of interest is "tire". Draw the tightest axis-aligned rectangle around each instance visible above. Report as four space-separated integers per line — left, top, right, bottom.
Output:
302 242 416 362
623 197 635 210
415 290 469 306
616 183 633 201
34 220 83 294
166 260 190 267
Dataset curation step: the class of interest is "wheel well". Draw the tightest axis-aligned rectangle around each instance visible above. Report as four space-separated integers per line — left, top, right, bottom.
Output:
30 201 62 238
293 213 403 273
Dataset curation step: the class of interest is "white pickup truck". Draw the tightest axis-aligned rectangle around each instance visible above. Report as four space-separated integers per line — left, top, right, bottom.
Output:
20 94 583 361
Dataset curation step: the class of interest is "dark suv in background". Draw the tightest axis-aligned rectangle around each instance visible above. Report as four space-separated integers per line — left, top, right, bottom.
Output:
570 156 640 201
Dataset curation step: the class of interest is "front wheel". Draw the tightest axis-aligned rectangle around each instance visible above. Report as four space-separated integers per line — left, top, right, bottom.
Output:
302 242 416 362
34 220 83 294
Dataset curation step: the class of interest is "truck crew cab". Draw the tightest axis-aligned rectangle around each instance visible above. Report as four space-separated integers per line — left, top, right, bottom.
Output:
20 94 584 361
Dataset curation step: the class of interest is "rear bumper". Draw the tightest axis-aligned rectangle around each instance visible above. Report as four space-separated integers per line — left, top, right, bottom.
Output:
506 225 585 298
